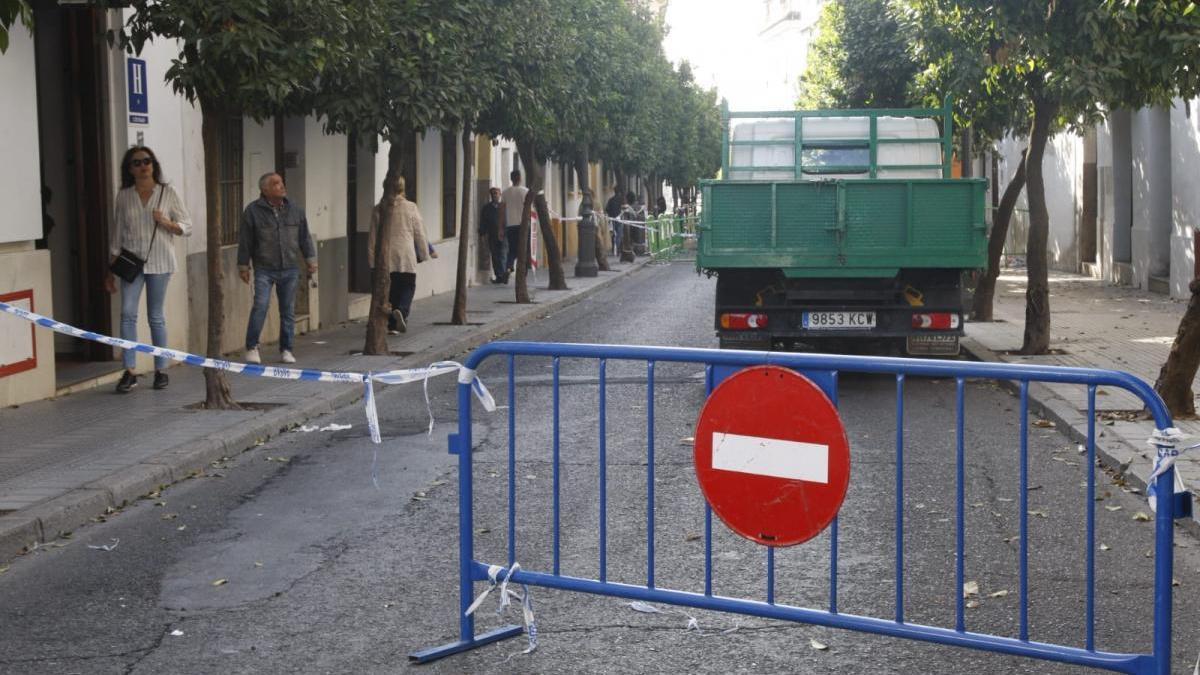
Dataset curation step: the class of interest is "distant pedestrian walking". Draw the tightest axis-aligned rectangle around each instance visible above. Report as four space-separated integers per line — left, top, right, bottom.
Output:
368 174 432 335
502 170 529 274
237 172 318 365
605 185 623 255
480 186 507 283
105 146 192 393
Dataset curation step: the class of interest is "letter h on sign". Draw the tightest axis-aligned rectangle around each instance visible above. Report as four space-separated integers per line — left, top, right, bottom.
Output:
127 58 149 125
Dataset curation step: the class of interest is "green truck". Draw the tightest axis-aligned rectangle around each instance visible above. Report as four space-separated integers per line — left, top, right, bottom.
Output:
698 100 987 355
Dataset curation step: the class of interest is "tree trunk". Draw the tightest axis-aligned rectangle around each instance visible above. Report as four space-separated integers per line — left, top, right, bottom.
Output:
573 152 609 272
1155 278 1200 418
972 148 1027 321
199 97 239 409
451 125 473 325
514 186 533 304
517 138 567 290
1020 93 1058 355
364 139 406 355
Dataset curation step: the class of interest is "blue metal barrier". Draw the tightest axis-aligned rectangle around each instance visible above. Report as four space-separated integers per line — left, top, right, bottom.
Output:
410 342 1185 673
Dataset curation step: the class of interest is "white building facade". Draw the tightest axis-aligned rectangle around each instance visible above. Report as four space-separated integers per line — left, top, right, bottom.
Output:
0 5 595 407
989 102 1200 301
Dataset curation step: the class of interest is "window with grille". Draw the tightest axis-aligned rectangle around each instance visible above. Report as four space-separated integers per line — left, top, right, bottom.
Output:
218 116 244 245
442 132 457 239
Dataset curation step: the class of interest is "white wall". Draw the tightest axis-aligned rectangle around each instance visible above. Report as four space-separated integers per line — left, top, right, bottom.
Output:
244 118 274 209
302 119 346 242
1046 132 1081 270
1131 107 1173 288
1170 99 1200 297
0 29 43 245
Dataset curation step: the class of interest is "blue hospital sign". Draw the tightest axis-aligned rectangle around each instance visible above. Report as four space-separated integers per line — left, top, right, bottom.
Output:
127 58 148 125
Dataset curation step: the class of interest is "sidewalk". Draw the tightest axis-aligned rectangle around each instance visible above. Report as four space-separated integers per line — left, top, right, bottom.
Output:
0 257 649 562
962 268 1200 533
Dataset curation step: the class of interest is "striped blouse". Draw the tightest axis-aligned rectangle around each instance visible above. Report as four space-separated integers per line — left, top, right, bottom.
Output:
109 183 193 275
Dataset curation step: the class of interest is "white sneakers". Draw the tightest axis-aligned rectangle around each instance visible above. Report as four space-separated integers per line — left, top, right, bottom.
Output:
245 347 294 364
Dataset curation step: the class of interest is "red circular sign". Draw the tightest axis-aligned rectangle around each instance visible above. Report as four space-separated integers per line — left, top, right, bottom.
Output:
694 366 850 547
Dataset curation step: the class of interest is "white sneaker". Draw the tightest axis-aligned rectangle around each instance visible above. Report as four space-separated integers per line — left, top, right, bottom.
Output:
245 347 261 364
280 350 296 364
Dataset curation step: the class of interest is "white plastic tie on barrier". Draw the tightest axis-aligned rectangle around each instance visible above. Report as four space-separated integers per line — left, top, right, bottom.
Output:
465 563 537 655
1145 427 1196 512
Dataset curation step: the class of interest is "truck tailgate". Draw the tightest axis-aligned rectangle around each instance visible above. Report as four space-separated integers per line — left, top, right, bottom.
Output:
698 179 987 276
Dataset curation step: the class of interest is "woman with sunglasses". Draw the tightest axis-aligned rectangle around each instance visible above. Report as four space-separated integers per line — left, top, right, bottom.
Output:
105 146 192 393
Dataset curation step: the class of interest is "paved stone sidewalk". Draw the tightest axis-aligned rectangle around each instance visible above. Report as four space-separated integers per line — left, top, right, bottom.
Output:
0 257 650 561
963 268 1200 532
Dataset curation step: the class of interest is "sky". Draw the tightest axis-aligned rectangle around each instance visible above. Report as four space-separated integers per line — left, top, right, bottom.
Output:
663 0 763 109
663 0 811 111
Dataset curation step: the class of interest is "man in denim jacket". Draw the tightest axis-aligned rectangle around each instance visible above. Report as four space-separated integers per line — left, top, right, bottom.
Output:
237 172 318 364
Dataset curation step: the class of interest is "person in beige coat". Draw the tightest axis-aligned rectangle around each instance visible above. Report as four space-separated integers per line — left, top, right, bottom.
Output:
368 175 437 334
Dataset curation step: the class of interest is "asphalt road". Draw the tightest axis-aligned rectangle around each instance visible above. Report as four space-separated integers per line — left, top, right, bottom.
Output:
0 260 1197 674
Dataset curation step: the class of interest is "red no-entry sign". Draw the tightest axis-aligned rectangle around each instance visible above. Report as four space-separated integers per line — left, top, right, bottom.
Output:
694 365 850 547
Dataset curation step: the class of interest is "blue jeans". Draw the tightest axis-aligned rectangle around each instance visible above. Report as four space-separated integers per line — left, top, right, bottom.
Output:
246 267 299 352
120 272 171 370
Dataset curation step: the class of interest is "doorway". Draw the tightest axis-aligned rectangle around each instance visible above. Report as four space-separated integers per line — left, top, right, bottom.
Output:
33 2 116 387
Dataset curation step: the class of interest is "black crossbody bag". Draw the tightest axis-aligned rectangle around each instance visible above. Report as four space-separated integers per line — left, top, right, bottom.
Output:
110 188 165 283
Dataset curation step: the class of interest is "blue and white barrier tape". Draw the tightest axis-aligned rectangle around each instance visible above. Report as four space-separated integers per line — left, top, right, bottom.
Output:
1146 427 1195 512
0 301 496 446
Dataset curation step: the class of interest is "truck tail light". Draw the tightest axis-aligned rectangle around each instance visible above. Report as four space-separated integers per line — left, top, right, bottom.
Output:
721 313 769 330
911 312 960 330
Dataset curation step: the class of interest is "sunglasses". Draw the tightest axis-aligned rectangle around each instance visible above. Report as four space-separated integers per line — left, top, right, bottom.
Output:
130 158 154 167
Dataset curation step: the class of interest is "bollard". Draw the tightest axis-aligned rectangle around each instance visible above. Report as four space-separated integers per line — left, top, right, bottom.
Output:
575 189 599 277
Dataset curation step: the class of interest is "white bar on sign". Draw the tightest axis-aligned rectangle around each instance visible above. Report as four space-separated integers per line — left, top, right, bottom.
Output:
711 432 829 483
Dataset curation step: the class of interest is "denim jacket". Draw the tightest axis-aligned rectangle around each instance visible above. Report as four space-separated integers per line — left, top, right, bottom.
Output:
236 197 317 271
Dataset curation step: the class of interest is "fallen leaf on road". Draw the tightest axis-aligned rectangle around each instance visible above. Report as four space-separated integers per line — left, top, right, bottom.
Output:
963 581 979 598
679 437 695 446
254 562 263 568
170 629 184 637
685 533 702 542
87 539 120 552
971 502 984 508
966 600 980 609
154 501 166 507
1105 505 1122 512
1133 511 1152 522
475 528 491 535
1033 419 1056 428
176 525 187 532
266 456 290 463
1100 543 1111 551
1027 510 1048 518
989 590 1009 598
0 565 8 575
997 497 1014 503
1173 578 1181 587
810 639 828 651
212 578 228 586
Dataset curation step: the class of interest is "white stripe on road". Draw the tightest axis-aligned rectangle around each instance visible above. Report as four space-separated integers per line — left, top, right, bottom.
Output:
711 432 830 483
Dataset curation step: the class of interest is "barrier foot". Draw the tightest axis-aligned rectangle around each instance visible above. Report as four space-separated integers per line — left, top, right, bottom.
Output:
408 624 524 664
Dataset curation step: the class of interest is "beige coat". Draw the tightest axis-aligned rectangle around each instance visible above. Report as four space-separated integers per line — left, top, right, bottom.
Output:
368 196 429 274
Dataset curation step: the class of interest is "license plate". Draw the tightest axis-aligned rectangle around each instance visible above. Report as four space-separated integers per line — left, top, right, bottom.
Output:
802 311 875 330
907 334 960 356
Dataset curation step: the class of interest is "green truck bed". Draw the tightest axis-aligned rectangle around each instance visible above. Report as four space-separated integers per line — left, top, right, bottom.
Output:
697 177 988 277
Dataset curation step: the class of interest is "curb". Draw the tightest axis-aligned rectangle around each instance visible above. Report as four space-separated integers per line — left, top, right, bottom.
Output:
0 259 652 563
960 335 1200 538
